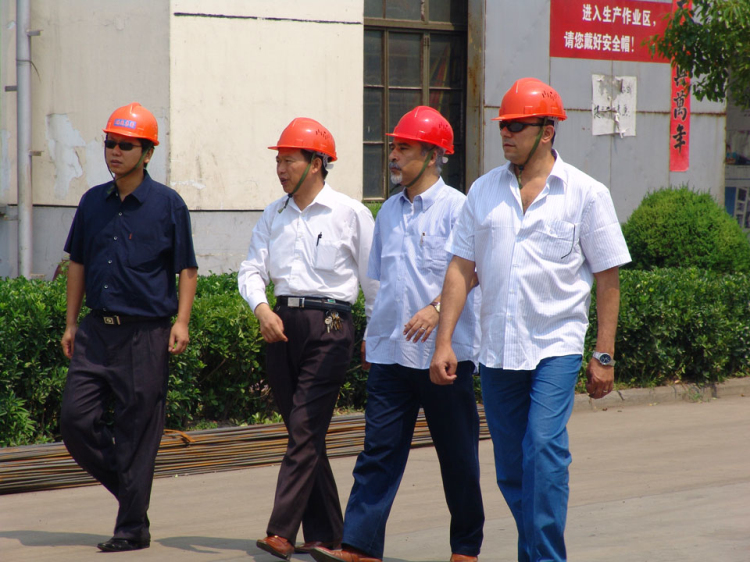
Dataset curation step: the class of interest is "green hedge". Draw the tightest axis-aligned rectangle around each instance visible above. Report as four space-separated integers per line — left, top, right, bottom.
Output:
2 269 749 446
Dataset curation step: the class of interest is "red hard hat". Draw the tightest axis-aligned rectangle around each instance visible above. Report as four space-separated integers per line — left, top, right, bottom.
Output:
493 78 567 122
386 106 454 155
269 117 337 162
103 103 159 145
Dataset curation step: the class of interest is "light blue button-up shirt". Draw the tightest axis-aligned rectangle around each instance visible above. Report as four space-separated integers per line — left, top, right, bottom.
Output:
365 178 480 370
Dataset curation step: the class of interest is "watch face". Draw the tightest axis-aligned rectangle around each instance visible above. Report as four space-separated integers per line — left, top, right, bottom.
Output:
596 352 613 365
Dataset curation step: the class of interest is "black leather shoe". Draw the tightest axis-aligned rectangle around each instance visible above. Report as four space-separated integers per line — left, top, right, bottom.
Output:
97 537 151 552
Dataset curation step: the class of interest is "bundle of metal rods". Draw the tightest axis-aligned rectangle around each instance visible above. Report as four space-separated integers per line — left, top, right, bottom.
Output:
0 408 489 495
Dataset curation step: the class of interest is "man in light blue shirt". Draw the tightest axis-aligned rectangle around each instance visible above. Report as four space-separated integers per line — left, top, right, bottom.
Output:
312 107 484 562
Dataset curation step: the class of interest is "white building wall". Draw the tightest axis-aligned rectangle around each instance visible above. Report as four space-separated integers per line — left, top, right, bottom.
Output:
169 0 364 211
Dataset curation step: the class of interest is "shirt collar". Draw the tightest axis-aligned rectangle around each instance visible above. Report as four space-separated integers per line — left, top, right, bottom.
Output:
397 177 446 211
104 170 153 202
308 182 337 210
500 149 567 191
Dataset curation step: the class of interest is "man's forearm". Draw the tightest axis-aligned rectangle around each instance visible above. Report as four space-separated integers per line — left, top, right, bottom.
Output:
593 267 621 353
66 261 86 327
435 256 475 346
176 267 198 324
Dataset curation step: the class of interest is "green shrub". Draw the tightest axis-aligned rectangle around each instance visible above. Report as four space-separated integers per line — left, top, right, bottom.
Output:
622 187 750 273
586 268 750 387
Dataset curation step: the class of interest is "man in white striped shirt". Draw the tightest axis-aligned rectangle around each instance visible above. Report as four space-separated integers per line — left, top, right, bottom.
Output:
430 78 631 562
313 107 483 562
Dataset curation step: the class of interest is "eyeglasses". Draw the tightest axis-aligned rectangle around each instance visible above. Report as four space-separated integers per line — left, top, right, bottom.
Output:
498 121 546 133
104 140 142 151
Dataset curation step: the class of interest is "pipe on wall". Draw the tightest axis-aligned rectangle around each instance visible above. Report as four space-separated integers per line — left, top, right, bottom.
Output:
16 0 32 278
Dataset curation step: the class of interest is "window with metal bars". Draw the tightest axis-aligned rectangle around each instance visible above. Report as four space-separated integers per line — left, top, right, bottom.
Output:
363 0 468 200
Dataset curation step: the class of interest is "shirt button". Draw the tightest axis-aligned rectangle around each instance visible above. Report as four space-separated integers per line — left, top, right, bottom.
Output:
108 260 112 264
113 236 118 240
118 212 123 216
104 284 109 289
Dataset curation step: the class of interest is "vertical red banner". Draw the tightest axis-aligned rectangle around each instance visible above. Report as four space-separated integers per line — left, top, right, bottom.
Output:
669 0 691 172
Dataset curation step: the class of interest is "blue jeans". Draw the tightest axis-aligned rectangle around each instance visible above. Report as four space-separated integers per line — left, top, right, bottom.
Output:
480 355 582 562
342 361 484 559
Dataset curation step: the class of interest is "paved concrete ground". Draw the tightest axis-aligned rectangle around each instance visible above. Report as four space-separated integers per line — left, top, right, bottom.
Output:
1 394 749 562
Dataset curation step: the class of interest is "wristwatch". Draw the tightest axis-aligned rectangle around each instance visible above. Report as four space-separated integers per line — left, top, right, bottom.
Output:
592 351 615 366
430 301 441 313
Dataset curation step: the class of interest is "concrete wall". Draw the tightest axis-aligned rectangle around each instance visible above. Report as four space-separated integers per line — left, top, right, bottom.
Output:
482 0 726 221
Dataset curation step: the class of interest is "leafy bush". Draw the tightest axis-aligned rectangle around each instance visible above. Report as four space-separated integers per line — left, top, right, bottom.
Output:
2 267 749 447
586 268 750 387
622 187 750 273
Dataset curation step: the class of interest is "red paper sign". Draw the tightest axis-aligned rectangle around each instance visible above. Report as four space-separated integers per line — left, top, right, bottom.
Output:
669 0 691 171
550 0 671 63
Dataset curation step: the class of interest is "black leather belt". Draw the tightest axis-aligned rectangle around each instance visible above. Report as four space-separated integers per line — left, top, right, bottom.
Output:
276 296 351 313
90 310 169 325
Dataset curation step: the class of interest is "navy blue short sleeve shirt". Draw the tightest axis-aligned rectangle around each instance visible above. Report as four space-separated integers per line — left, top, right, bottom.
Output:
64 171 198 317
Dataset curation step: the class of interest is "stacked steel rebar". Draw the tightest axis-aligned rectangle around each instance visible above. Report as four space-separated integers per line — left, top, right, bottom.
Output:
0 408 489 495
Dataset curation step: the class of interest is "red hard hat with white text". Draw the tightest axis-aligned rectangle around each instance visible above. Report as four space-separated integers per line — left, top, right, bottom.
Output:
103 102 159 145
387 106 454 155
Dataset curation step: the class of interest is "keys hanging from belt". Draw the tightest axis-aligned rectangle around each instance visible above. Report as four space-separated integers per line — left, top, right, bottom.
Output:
325 310 342 333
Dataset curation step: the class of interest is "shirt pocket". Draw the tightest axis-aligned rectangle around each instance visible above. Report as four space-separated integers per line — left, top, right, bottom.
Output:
126 226 171 270
314 240 341 271
420 235 449 273
536 220 579 261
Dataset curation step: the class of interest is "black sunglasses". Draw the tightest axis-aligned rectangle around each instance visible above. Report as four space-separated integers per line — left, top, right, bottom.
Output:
498 121 546 133
104 139 142 151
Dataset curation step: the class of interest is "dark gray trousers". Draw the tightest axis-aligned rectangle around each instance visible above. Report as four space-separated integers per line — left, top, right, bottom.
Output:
61 314 171 542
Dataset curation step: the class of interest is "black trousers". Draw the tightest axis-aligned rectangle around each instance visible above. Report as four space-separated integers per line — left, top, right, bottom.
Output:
265 306 355 544
61 314 171 542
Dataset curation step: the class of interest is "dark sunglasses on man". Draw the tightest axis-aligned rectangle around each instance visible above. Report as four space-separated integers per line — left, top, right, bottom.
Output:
498 120 547 133
104 139 142 151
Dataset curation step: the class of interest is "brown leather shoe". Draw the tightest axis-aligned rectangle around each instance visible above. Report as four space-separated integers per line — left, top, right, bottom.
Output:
450 555 478 562
310 546 382 562
295 540 341 554
256 535 295 560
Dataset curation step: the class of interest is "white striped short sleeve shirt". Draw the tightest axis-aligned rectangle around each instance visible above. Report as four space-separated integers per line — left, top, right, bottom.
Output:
448 151 631 370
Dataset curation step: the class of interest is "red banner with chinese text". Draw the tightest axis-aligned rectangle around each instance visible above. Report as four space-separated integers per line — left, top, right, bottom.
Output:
669 0 691 172
550 0 671 63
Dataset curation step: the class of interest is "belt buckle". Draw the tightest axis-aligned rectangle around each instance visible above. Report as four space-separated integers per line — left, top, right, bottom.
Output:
287 297 304 308
103 315 121 325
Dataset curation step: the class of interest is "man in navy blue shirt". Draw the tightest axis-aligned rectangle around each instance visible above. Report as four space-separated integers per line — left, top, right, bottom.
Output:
60 103 198 553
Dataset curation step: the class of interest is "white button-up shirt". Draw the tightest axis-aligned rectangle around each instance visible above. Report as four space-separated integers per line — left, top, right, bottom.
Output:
238 183 379 319
448 151 631 370
366 178 480 370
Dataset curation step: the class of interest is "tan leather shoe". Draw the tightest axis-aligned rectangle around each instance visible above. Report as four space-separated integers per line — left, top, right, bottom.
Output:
295 540 341 554
256 535 295 560
450 555 478 562
310 546 383 562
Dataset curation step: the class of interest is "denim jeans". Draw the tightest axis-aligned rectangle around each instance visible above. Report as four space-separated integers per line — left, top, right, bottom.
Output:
480 355 582 562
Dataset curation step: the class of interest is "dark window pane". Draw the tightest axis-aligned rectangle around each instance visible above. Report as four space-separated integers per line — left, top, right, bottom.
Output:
386 0 422 20
388 33 422 87
430 34 465 89
429 0 467 24
365 31 383 86
364 144 385 199
364 89 384 141
388 89 422 132
365 0 383 18
429 89 464 143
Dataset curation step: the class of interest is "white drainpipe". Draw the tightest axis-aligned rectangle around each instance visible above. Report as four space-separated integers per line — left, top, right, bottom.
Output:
16 0 32 278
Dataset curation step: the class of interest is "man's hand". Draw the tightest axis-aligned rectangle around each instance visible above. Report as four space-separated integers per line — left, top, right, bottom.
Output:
169 320 190 355
429 343 458 385
61 325 78 359
361 340 370 371
255 303 288 343
586 359 613 399
403 304 439 343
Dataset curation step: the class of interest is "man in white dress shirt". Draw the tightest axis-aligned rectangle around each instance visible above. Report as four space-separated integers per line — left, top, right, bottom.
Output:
238 117 378 560
430 78 631 562
312 107 483 562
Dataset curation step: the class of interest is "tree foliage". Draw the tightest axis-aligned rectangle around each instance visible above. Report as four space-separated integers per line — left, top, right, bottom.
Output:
650 0 750 108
